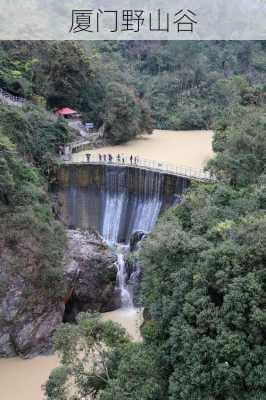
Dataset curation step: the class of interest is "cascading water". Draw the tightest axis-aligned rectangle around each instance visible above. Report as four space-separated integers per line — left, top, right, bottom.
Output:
59 164 190 307
99 168 165 306
101 168 164 243
116 248 133 308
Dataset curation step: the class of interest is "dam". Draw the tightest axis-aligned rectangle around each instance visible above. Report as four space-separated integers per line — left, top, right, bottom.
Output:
56 162 191 243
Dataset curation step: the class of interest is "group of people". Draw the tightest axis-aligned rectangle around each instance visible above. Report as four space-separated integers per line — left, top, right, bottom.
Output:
85 153 139 165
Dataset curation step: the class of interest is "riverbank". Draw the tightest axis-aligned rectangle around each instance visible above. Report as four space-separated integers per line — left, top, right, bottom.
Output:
71 130 214 169
0 308 142 400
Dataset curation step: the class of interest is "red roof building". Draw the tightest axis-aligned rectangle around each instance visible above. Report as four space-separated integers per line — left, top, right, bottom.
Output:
55 107 80 118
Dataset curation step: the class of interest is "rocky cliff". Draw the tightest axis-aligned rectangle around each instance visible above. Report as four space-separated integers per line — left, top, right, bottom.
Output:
0 229 118 358
63 229 119 322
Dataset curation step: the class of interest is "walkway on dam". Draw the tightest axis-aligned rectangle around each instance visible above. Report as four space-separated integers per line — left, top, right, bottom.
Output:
62 152 215 182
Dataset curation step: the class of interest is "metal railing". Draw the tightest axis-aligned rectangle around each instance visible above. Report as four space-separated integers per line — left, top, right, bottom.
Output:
63 152 215 182
0 88 26 106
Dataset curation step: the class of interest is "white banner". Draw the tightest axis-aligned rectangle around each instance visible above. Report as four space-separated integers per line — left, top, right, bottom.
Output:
0 0 265 40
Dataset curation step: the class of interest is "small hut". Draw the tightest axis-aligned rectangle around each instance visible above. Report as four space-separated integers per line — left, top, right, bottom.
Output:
55 107 81 119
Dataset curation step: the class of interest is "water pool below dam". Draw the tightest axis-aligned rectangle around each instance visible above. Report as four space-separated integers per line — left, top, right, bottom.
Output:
56 163 190 243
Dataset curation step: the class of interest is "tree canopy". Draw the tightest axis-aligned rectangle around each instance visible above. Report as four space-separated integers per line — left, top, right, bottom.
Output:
139 104 266 400
1 41 265 142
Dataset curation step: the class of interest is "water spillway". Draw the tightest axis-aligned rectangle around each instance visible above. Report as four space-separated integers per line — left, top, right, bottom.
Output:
56 164 190 243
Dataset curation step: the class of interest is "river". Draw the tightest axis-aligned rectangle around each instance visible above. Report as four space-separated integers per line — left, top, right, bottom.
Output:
72 129 214 169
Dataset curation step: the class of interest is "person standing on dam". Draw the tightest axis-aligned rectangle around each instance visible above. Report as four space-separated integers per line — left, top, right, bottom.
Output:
86 153 91 162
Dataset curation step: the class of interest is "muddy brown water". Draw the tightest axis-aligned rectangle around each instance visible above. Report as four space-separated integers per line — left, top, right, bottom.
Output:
72 129 214 169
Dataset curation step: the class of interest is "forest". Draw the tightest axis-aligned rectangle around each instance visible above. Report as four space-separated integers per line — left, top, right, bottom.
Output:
0 41 265 139
0 41 265 399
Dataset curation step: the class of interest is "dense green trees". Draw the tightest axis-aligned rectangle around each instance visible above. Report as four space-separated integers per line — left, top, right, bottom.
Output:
139 105 266 399
141 185 266 400
0 41 93 108
208 106 266 186
84 41 266 130
45 313 165 400
103 82 152 144
1 41 265 142
45 313 129 400
0 41 152 144
0 105 71 176
0 104 71 298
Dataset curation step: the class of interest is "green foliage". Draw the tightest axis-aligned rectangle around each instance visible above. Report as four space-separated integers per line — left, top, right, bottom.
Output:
140 183 266 399
100 343 165 400
82 41 266 131
0 142 66 298
138 103 266 399
45 367 69 400
45 313 130 400
46 312 165 400
0 102 69 299
103 82 152 144
2 41 265 141
208 106 266 187
0 104 71 177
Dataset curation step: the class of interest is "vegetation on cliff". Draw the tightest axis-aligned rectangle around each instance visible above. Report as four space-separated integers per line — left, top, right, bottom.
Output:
0 103 72 356
0 104 71 299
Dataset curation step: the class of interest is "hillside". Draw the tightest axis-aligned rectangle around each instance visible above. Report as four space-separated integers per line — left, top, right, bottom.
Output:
1 41 265 140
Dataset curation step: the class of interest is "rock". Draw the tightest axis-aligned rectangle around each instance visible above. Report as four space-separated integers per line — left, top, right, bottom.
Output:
11 303 65 357
63 229 120 322
0 331 16 357
0 247 65 358
129 230 147 252
128 230 148 307
0 228 119 358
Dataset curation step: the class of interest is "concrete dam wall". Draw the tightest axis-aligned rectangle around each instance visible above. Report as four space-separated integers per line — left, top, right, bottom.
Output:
56 164 190 243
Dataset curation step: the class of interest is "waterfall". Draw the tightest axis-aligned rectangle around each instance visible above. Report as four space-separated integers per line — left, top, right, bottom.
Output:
102 192 127 243
59 164 190 308
116 248 133 309
100 169 164 307
101 167 164 244
131 196 162 233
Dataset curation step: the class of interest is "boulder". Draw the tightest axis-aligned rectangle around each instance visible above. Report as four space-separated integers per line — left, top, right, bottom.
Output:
64 229 120 321
0 268 64 358
129 230 147 252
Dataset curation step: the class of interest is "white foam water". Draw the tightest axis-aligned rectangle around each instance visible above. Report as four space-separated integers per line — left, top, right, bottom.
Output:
116 248 133 309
